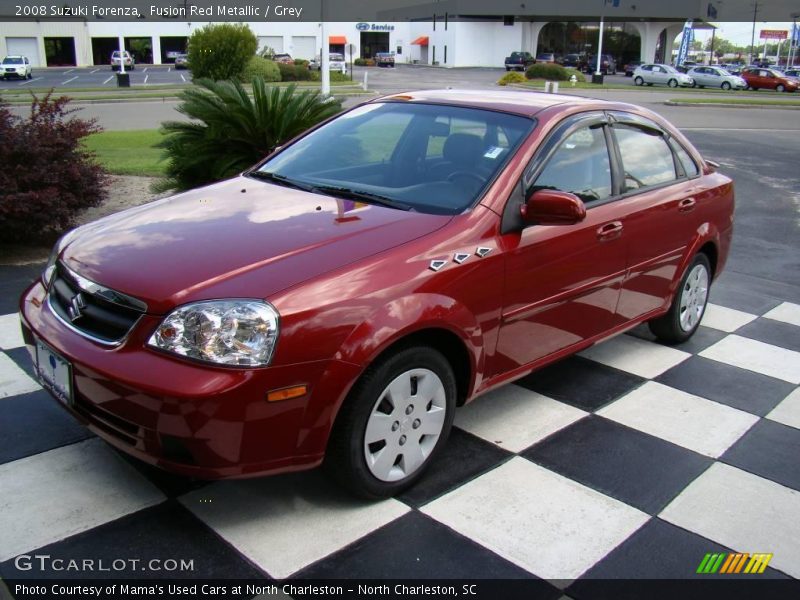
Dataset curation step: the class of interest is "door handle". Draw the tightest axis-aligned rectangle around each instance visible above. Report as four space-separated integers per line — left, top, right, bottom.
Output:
597 221 623 241
679 197 697 212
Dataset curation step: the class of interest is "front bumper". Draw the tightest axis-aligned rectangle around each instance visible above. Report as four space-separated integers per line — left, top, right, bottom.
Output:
20 280 362 479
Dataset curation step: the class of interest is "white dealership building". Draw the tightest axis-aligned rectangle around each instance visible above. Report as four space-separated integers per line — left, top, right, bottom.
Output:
1 0 794 69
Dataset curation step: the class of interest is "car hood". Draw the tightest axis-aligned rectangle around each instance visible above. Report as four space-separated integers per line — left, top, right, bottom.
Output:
61 176 451 314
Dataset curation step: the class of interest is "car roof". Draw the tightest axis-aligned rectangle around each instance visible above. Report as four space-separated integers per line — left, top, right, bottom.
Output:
372 89 617 118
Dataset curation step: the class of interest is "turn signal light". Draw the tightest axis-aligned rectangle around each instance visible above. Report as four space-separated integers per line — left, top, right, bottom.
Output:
266 385 308 402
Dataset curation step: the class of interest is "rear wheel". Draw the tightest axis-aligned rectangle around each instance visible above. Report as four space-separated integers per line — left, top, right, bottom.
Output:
649 253 711 344
634 76 644 86
325 345 456 499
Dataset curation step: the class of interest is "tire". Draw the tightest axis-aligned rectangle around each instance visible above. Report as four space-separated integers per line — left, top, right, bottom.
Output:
668 78 678 88
721 81 731 90
648 253 711 344
776 84 785 93
325 345 457 499
634 76 644 86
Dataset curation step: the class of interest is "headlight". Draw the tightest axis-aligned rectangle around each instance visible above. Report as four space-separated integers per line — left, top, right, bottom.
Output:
148 300 279 367
42 229 80 288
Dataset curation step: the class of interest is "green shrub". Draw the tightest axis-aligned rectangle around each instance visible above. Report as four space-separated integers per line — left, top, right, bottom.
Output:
525 63 571 81
309 70 350 82
354 58 369 66
293 58 309 67
187 23 258 81
565 68 587 83
155 78 342 192
0 94 107 243
497 71 527 86
241 56 281 83
278 62 312 81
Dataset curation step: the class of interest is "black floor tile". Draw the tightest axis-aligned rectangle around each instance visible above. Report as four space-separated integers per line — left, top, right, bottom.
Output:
655 356 793 417
736 318 800 353
709 277 783 316
516 356 645 412
522 416 711 514
0 501 264 580
721 419 800 492
567 519 788 600
295 511 551 589
626 323 727 354
0 389 93 464
397 427 512 508
0 263 43 314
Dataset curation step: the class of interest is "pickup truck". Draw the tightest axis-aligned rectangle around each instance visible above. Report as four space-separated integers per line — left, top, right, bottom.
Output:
504 51 535 71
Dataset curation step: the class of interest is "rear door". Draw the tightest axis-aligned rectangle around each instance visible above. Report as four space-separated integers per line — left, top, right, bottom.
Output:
608 112 701 323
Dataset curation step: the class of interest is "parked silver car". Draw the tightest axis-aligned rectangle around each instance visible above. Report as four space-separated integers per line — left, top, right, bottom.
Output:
686 66 746 90
633 64 693 88
308 53 346 74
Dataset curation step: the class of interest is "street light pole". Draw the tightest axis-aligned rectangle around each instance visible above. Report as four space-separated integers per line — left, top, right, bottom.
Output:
320 1 330 96
749 1 758 64
595 15 605 75
118 35 126 74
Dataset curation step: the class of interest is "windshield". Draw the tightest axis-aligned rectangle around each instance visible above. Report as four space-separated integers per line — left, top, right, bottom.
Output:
330 53 344 61
255 102 534 215
3 57 23 64
663 65 679 73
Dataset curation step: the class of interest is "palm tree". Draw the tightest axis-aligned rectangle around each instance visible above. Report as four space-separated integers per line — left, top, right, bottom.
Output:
155 78 342 192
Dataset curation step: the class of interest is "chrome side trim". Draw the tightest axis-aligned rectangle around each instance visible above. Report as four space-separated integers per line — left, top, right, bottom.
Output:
60 262 148 313
46 295 140 347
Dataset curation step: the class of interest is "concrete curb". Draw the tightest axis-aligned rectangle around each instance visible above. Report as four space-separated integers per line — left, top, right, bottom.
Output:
664 101 800 110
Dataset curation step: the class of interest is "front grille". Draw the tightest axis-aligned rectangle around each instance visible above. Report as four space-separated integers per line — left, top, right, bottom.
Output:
48 262 146 344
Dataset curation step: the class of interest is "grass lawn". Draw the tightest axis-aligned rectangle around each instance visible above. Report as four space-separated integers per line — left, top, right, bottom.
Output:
83 129 165 177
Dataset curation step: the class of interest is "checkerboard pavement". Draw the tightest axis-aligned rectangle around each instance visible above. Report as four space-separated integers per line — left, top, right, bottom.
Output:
1 266 799 596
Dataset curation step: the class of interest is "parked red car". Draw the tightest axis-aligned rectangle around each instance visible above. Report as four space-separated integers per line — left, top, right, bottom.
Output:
20 90 734 498
740 67 799 92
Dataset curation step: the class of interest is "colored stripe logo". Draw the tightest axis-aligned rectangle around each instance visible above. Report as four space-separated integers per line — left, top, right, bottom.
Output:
696 552 773 574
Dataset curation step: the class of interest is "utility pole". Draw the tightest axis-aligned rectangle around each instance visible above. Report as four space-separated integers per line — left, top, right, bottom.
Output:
749 1 758 64
320 1 330 95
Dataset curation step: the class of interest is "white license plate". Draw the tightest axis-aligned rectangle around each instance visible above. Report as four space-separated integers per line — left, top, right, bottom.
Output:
35 338 73 406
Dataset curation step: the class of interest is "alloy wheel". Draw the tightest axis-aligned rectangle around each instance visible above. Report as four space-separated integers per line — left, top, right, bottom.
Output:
679 264 709 332
363 368 447 482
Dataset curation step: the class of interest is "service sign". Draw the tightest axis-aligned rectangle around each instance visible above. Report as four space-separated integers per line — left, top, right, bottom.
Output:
759 30 788 40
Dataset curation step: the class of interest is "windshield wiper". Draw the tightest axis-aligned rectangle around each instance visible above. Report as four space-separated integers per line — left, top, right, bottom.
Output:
312 185 414 211
248 171 317 193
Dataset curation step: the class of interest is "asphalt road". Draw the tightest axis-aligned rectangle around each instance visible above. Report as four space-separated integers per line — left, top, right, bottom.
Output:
0 64 190 89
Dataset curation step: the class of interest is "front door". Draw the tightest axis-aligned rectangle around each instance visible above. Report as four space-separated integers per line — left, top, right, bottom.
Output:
495 117 627 373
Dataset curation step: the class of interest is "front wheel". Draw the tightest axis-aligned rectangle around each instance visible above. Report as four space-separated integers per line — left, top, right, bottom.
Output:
649 253 711 344
634 76 644 86
668 78 678 88
325 345 456 499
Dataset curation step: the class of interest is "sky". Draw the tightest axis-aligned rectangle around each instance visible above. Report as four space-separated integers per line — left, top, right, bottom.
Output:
694 21 796 46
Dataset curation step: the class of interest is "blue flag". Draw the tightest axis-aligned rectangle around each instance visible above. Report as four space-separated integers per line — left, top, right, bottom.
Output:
676 21 694 66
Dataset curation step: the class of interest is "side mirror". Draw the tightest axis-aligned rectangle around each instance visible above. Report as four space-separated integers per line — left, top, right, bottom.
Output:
522 189 586 225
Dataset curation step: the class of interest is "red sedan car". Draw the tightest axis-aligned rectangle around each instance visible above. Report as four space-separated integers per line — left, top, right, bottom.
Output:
741 67 798 92
20 90 734 498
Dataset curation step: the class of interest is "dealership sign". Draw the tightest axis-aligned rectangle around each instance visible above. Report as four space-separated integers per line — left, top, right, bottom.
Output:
759 30 788 40
356 22 395 32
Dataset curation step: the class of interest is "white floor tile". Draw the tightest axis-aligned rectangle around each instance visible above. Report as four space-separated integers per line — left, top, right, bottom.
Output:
700 303 757 333
597 381 758 458
180 472 409 579
0 439 165 562
0 313 24 350
455 385 586 452
422 457 649 579
766 387 800 430
700 335 800 385
580 335 690 379
763 302 800 328
0 353 40 398
660 463 800 578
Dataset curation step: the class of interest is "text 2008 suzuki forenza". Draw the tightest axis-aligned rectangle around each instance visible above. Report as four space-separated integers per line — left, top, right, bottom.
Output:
20 90 734 498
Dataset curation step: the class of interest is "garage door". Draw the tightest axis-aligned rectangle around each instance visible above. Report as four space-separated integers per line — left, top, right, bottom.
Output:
6 37 41 67
258 36 284 54
291 36 316 60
